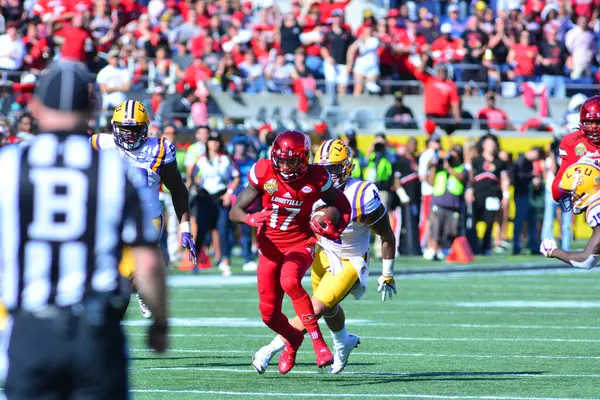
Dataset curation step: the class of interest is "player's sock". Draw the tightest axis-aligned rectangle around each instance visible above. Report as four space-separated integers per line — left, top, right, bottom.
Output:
330 326 350 348
269 335 286 352
291 294 324 342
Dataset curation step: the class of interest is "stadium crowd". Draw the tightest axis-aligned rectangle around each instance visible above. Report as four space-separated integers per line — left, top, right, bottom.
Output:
0 0 598 110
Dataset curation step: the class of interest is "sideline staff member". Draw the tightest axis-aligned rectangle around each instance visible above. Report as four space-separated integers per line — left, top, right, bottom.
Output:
0 61 168 398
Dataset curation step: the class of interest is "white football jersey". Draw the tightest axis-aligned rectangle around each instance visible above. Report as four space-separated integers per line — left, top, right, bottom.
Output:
586 197 600 228
91 134 176 218
314 177 383 258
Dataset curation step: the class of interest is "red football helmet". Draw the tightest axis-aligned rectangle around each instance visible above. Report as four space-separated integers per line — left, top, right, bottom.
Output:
271 130 311 181
580 96 600 144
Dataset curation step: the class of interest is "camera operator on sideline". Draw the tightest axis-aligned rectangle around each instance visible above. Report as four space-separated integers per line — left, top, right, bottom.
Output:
426 145 468 261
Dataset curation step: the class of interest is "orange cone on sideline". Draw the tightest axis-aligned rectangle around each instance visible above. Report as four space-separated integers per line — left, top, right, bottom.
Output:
446 236 475 264
179 248 212 271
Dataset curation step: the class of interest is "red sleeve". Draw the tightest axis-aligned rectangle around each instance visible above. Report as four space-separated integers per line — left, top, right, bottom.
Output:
552 135 575 201
248 159 268 189
401 58 430 83
477 108 487 119
317 168 351 232
331 186 351 233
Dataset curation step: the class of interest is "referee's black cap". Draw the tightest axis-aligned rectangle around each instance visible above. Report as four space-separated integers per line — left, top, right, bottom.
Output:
34 61 94 111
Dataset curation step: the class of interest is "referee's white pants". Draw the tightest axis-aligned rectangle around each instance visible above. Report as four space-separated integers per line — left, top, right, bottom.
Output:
162 193 180 263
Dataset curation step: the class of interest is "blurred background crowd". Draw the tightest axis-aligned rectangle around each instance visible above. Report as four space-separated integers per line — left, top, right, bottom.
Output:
0 0 590 272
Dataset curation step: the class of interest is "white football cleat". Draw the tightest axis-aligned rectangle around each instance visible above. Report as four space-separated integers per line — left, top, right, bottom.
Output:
242 261 258 272
330 334 360 374
251 345 279 374
137 294 153 319
218 261 232 276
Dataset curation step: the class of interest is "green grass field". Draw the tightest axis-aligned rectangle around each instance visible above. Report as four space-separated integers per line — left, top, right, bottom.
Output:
125 256 600 400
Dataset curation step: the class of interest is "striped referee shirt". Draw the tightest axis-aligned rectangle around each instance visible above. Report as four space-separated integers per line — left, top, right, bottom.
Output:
0 133 158 312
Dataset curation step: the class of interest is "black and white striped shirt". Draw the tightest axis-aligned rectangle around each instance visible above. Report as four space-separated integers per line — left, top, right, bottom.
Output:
0 133 158 312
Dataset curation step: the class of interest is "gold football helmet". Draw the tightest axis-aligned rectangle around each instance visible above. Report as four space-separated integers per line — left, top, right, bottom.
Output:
314 139 354 188
112 100 150 150
558 161 600 214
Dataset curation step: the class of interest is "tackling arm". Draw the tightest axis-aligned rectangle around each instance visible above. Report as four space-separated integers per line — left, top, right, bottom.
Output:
551 226 600 269
552 136 574 201
160 161 191 224
229 184 261 223
321 186 352 233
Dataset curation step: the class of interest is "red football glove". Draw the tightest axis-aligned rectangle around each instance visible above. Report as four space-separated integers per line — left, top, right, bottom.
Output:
245 210 273 227
310 217 341 241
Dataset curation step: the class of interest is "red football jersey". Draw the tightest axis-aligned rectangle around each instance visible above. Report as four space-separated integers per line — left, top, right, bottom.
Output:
552 130 600 201
248 159 332 249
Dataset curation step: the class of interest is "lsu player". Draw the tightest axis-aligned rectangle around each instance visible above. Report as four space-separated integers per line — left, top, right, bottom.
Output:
252 138 397 374
542 161 600 269
91 100 196 318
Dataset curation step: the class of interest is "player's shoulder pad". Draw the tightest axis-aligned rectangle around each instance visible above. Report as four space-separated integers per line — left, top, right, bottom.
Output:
248 159 270 187
161 137 177 165
90 133 115 150
352 180 382 222
361 181 383 215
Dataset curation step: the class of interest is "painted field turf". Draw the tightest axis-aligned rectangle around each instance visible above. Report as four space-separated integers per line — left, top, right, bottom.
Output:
125 266 600 400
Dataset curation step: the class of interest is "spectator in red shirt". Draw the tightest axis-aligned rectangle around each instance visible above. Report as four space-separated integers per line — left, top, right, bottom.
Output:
22 23 49 72
431 23 465 65
177 55 213 93
570 0 600 19
194 0 211 28
318 0 351 24
392 19 427 78
375 19 395 81
54 12 94 63
403 53 461 133
507 30 539 84
477 92 514 130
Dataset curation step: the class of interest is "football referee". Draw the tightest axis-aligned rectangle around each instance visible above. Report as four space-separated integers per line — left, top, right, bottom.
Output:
0 61 168 399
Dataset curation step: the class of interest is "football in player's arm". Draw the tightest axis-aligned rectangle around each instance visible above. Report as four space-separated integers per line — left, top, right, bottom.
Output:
542 161 600 269
229 169 351 241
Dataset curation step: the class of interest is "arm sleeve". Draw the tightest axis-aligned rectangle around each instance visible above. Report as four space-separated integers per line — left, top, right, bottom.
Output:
121 172 159 247
162 138 177 165
247 161 261 188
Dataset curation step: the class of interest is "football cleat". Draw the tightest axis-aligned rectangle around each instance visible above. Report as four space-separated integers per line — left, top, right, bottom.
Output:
242 261 258 272
137 294 153 319
278 331 304 374
330 334 360 374
251 345 278 374
218 261 232 276
313 338 334 368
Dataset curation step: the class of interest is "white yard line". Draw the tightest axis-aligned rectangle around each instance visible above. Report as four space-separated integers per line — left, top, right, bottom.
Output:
130 389 595 400
132 366 600 379
167 299 600 307
125 332 600 343
130 348 600 360
123 317 600 330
